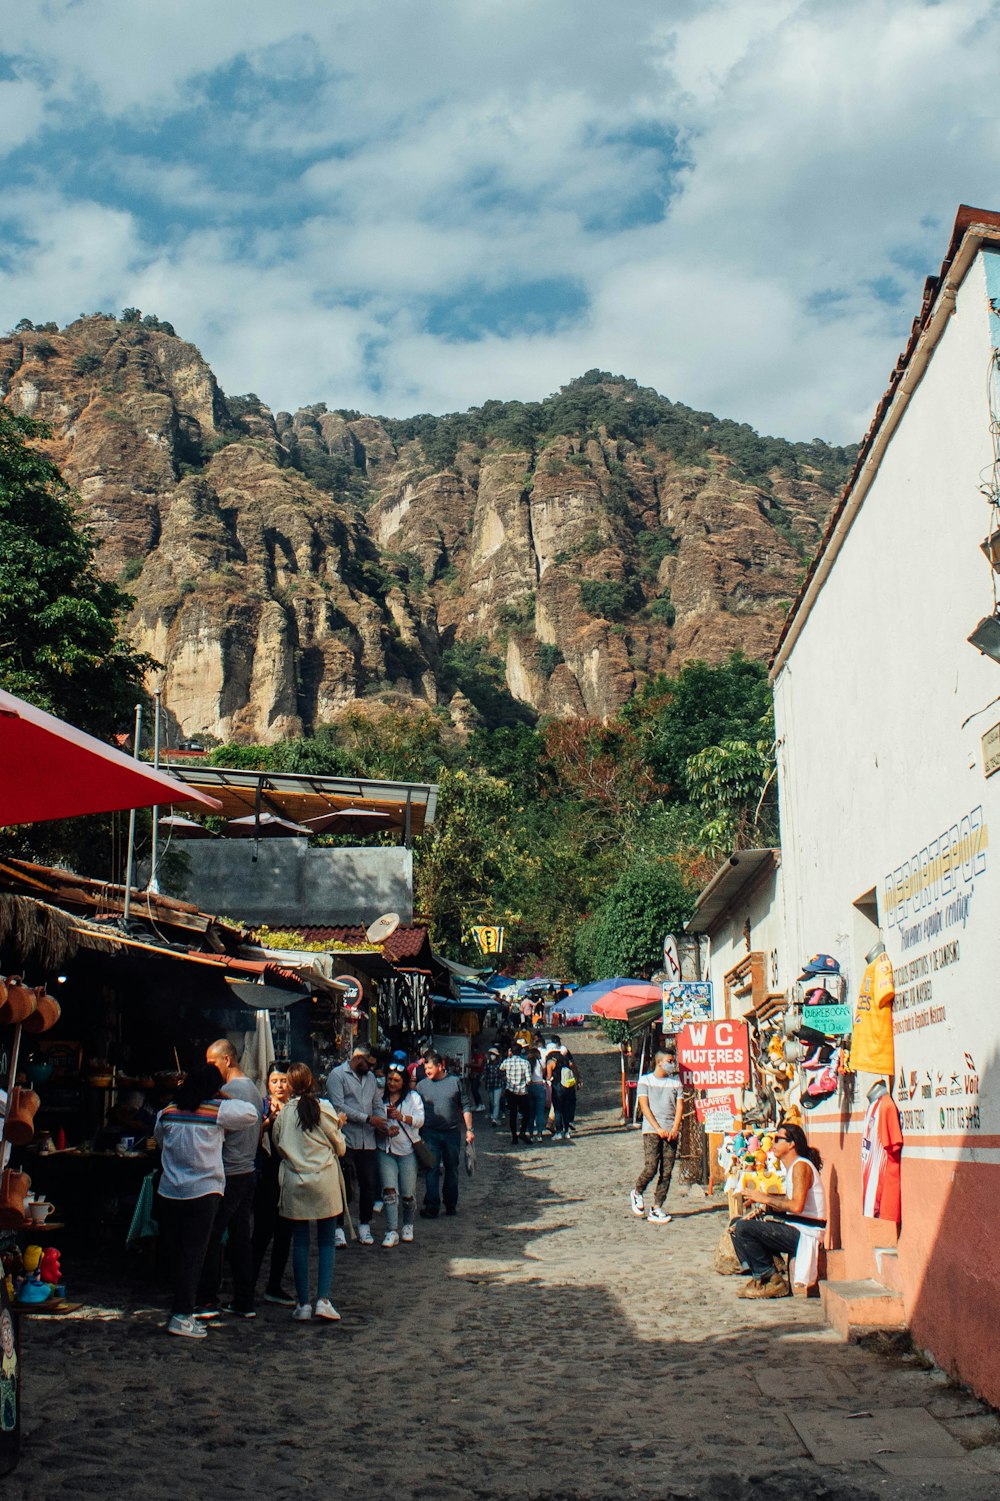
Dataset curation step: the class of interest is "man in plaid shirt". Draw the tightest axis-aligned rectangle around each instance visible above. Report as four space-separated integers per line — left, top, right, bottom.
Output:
500 1046 532 1144
481 1048 505 1125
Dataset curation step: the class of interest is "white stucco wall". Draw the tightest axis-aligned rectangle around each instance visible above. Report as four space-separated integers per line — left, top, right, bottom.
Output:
773 248 1000 1141
702 864 785 1021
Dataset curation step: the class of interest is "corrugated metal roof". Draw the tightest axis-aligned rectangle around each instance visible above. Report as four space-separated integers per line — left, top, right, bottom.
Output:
168 766 438 834
685 848 779 935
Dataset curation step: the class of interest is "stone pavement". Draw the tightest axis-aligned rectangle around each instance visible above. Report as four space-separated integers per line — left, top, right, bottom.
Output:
6 1031 1000 1500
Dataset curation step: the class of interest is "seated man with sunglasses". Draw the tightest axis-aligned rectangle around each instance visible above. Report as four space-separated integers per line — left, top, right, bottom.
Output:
730 1122 827 1298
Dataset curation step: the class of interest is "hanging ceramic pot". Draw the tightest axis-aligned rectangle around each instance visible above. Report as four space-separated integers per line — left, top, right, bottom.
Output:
0 1168 31 1229
23 993 61 1034
2 1087 40 1146
0 977 38 1026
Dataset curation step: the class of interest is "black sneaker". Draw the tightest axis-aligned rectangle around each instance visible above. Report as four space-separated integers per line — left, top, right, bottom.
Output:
419 1206 439 1219
222 1304 257 1319
262 1288 296 1307
445 1207 457 1216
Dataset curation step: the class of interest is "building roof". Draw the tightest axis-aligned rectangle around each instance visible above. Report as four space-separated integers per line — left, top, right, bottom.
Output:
167 765 438 836
274 923 433 964
685 848 780 935
772 204 1000 677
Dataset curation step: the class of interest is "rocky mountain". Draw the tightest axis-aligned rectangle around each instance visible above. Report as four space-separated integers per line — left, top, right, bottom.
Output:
0 315 854 743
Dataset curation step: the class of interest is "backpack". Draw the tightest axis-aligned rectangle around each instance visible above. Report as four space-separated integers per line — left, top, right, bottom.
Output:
560 1065 576 1089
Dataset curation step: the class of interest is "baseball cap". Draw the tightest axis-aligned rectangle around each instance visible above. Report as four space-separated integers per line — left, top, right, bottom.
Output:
798 954 840 980
391 1049 408 1064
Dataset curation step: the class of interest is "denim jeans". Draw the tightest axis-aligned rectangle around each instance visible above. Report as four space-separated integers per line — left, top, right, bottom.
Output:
729 1215 800 1280
291 1217 336 1304
422 1127 461 1212
377 1149 418 1230
489 1084 504 1122
527 1081 548 1137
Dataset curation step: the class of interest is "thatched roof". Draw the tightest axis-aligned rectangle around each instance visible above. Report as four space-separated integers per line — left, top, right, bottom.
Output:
0 892 85 971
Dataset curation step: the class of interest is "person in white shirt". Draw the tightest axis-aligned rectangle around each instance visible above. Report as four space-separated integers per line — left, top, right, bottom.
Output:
630 1051 683 1224
154 1063 259 1339
376 1065 425 1247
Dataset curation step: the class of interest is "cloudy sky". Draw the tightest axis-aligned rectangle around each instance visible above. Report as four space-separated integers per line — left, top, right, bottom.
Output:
2 0 999 441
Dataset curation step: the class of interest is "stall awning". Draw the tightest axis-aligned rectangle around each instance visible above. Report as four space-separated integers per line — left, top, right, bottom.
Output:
166 765 438 836
431 995 494 1012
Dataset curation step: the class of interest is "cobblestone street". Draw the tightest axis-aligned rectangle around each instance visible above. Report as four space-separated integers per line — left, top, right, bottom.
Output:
7 1032 1000 1500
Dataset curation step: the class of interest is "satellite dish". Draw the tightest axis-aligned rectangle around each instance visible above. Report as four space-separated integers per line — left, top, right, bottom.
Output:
366 911 400 944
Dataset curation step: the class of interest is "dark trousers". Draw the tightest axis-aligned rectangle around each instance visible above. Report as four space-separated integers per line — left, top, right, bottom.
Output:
422 1127 461 1211
197 1172 256 1310
730 1215 800 1280
343 1146 379 1224
252 1162 292 1295
507 1092 530 1141
552 1086 577 1131
157 1192 220 1317
635 1134 678 1207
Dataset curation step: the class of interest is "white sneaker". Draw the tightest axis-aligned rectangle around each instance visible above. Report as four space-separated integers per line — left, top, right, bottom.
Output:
166 1314 207 1339
334 1228 347 1249
373 1200 384 1214
313 1299 341 1321
292 1303 312 1321
647 1206 672 1224
382 1230 399 1248
630 1189 645 1217
401 1225 414 1243
358 1224 375 1245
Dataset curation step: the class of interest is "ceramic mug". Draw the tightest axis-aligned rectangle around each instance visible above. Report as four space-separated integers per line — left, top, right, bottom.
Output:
27 1200 53 1223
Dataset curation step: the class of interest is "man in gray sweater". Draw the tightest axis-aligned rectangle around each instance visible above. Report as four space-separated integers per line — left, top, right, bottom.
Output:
416 1052 474 1219
327 1046 385 1246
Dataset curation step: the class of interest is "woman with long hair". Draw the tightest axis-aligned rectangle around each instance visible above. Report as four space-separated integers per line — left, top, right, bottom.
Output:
252 1065 294 1305
271 1062 347 1322
376 1064 425 1247
730 1121 827 1298
154 1063 260 1339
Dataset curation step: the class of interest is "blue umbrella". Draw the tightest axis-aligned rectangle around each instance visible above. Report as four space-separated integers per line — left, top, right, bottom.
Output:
558 977 647 1016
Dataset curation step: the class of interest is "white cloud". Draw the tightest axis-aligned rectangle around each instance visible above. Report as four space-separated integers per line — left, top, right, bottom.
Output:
4 1 1000 440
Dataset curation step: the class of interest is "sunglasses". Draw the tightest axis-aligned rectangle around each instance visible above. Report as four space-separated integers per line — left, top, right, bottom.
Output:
772 1134 791 1143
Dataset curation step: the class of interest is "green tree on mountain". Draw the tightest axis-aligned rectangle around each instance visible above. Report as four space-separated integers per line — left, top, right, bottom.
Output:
0 408 155 737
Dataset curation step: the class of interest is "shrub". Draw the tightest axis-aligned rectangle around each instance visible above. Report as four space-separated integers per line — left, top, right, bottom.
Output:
579 578 642 620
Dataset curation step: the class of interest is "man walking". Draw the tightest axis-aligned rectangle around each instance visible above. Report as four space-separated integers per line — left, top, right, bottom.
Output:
327 1046 385 1246
481 1047 504 1124
196 1039 264 1318
630 1049 683 1224
499 1044 531 1144
415 1051 474 1217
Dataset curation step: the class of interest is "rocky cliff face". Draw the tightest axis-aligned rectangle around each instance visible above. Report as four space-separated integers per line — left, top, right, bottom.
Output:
0 317 849 742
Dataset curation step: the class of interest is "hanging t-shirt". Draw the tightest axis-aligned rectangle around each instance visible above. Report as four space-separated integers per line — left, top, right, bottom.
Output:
848 952 895 1074
860 1091 903 1221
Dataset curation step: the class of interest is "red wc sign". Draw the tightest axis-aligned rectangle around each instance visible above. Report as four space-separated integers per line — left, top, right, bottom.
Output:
676 1020 751 1089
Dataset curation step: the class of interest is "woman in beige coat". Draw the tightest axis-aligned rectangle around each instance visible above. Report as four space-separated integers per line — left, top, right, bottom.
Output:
272 1062 347 1323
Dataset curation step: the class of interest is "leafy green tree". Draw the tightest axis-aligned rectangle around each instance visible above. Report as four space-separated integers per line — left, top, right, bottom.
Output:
575 858 694 980
0 408 155 738
624 653 773 796
684 733 778 855
414 767 534 956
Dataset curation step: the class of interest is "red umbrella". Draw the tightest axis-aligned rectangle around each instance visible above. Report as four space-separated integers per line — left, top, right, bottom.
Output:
591 983 662 1022
0 688 222 827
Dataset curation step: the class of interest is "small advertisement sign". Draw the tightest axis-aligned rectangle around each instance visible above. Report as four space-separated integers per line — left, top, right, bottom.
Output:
694 1091 740 1132
471 925 505 955
334 974 363 1007
802 1002 852 1036
662 980 713 1032
677 1020 751 1088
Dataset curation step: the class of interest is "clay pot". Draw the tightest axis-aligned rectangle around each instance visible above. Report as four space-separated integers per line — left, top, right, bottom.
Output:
0 1168 31 1230
3 1086 40 1146
23 993 61 1034
0 977 39 1027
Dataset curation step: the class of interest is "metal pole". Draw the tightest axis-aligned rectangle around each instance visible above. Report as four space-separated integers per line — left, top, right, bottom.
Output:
147 689 162 893
122 702 143 925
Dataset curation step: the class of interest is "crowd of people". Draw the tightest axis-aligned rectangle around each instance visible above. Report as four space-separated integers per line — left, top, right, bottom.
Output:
153 1038 475 1339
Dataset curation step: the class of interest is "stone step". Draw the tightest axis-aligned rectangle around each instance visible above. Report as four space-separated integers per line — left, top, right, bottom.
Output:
820 1278 907 1342
823 1248 848 1280
873 1246 904 1294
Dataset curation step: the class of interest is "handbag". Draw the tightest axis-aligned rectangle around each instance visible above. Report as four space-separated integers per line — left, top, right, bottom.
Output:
392 1113 436 1171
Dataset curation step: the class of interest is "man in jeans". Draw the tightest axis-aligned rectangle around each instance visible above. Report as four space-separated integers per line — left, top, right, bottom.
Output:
499 1044 531 1143
630 1049 683 1224
196 1039 264 1318
327 1046 385 1246
415 1052 474 1217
